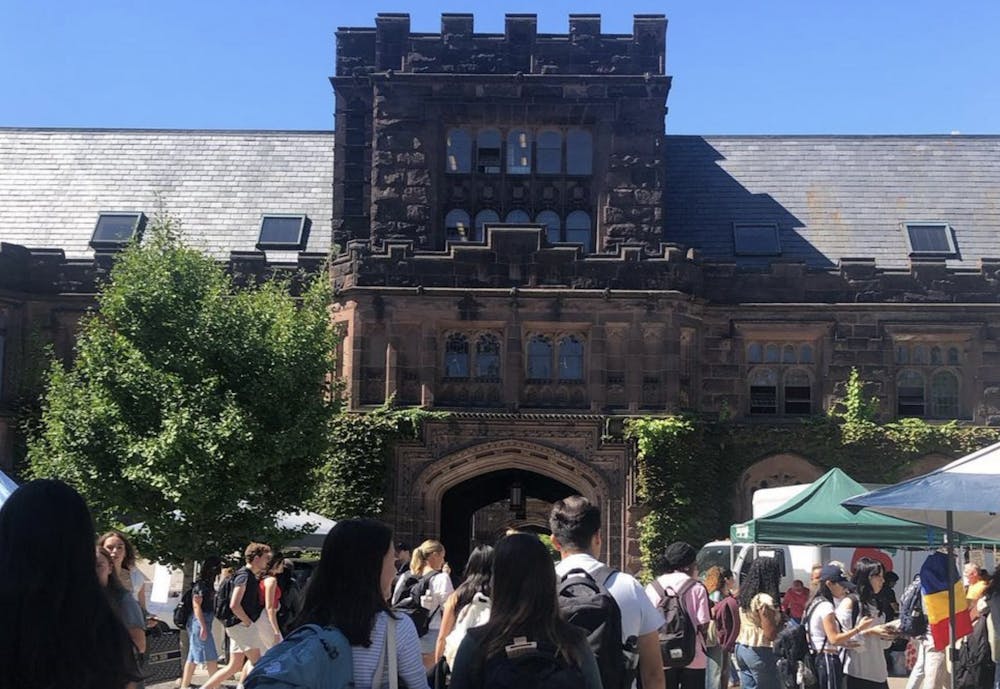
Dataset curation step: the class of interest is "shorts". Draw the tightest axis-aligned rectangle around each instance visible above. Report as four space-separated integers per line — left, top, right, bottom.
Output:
254 613 281 652
186 613 218 664
226 620 263 653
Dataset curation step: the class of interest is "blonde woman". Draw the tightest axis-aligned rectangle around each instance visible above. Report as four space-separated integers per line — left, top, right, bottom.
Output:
392 539 454 668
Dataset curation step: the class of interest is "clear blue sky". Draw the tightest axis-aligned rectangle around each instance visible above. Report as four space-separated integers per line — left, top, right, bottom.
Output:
2 1 998 134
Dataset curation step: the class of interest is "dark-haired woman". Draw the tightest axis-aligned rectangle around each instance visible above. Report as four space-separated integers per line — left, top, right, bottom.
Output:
837 558 894 689
97 547 147 688
255 550 285 652
0 479 140 689
100 528 147 612
448 533 602 689
808 564 875 689
733 557 783 689
288 518 429 688
181 556 222 689
437 544 495 668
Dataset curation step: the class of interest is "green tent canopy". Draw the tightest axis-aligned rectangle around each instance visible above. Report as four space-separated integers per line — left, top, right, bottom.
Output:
730 468 987 547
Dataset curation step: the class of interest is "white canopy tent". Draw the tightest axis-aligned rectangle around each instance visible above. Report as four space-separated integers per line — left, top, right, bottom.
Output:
0 469 17 506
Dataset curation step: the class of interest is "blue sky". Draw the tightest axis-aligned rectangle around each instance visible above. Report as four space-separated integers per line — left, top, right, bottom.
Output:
1 1 998 134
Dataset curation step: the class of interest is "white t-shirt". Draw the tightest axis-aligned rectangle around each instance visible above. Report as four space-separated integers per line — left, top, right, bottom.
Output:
837 597 890 682
808 598 837 652
425 571 454 633
555 553 663 645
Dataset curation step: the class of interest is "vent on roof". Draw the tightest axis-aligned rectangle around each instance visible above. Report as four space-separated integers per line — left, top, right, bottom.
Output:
257 215 310 250
733 223 781 256
90 212 146 250
904 223 957 256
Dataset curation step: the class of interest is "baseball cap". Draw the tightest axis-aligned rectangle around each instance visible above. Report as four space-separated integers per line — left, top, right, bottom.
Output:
819 563 856 591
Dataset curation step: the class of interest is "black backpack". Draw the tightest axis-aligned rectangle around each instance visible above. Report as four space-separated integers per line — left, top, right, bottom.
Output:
173 587 193 628
481 635 586 689
651 578 699 669
955 609 995 689
215 573 237 626
899 575 928 638
391 571 439 638
557 566 630 689
774 600 823 689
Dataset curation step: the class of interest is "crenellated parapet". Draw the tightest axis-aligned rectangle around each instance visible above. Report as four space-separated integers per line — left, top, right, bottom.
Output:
335 13 667 78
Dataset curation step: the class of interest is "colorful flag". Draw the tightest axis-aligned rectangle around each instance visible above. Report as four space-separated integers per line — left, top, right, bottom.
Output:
919 552 971 651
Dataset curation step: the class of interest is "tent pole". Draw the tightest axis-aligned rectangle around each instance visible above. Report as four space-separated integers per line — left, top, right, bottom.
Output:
947 510 957 689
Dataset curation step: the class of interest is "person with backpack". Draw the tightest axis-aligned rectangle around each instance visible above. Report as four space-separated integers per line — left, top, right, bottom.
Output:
391 539 455 669
550 495 665 689
809 564 876 689
202 542 273 689
645 541 712 689
733 557 783 689
837 558 896 689
437 545 495 669
180 555 223 689
247 518 428 689
448 532 602 689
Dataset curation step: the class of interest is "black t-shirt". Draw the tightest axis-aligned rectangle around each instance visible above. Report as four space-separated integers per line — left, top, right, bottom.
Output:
192 580 216 614
233 566 263 622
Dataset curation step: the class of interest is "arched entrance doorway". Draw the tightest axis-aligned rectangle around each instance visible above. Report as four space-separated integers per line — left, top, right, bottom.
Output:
441 468 576 571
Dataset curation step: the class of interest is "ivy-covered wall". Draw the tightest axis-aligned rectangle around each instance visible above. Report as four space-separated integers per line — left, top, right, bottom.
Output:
627 370 1000 574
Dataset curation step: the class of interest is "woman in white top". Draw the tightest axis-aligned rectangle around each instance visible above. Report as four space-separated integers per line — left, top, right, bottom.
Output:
288 518 430 689
837 558 895 689
406 539 455 668
807 564 876 689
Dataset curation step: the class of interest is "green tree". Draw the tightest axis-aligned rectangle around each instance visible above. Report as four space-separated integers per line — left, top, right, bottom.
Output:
27 218 340 565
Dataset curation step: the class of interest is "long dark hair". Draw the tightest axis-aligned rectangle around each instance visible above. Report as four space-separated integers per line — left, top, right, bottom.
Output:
290 518 393 646
480 533 585 664
453 545 494 615
0 479 140 689
199 556 223 584
739 557 782 611
852 557 883 607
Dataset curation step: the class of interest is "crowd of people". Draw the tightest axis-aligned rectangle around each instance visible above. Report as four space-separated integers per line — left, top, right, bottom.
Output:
2 477 999 689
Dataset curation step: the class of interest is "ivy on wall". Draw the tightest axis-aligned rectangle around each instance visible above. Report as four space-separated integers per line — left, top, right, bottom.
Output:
307 402 447 520
627 368 1000 574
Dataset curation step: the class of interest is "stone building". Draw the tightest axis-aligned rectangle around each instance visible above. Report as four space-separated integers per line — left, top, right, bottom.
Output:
2 14 1000 569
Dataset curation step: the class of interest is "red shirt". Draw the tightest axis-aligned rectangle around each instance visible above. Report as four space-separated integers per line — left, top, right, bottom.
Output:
782 586 809 620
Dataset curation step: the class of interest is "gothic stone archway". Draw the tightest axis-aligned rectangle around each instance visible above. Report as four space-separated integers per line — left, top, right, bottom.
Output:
735 453 825 521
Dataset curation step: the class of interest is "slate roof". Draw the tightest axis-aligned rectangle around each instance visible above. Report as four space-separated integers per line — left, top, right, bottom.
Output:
0 128 334 260
664 135 1000 270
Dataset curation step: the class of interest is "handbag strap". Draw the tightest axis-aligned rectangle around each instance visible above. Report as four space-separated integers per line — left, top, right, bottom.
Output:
372 615 399 689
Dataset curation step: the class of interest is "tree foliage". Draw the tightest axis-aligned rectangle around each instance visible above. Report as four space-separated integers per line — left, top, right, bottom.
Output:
27 219 340 565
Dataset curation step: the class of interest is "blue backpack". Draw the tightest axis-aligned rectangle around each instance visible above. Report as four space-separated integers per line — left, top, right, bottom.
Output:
244 624 353 689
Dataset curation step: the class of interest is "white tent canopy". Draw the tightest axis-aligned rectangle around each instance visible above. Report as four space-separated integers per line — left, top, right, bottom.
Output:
0 469 17 506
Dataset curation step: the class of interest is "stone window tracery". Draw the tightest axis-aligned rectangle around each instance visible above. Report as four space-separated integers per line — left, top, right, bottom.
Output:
444 333 470 379
891 339 966 420
749 368 778 415
475 334 502 380
558 336 585 381
525 333 586 383
526 335 553 381
745 341 818 416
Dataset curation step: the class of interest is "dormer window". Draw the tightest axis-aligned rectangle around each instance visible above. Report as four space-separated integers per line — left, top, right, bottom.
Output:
904 222 957 256
90 212 146 250
733 223 780 256
257 215 309 250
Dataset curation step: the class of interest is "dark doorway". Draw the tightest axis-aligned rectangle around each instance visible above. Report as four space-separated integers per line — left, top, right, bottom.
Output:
440 468 576 576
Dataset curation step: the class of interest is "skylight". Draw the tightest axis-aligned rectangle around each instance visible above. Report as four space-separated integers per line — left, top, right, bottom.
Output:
258 215 309 250
733 223 781 256
904 223 957 256
90 212 146 249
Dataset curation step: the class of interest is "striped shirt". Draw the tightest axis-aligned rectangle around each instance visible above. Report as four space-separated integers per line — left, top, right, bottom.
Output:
352 612 429 689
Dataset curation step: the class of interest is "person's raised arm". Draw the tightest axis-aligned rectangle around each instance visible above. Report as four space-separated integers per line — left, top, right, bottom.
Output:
823 607 874 646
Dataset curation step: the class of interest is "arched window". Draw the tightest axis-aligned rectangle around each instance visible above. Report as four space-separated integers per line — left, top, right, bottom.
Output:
476 334 501 380
747 343 763 364
930 346 942 365
799 344 814 364
912 344 928 365
476 129 502 174
446 128 471 173
930 370 959 419
526 335 553 381
558 336 585 381
537 130 562 174
566 128 593 175
764 344 780 363
536 210 561 244
565 211 592 249
507 129 531 175
947 347 960 365
782 344 796 363
444 333 470 379
504 209 530 224
897 370 926 417
749 368 778 415
473 210 499 241
784 369 812 415
445 209 471 242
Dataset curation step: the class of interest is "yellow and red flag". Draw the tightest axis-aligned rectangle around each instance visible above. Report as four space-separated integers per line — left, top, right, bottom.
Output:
920 552 971 651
